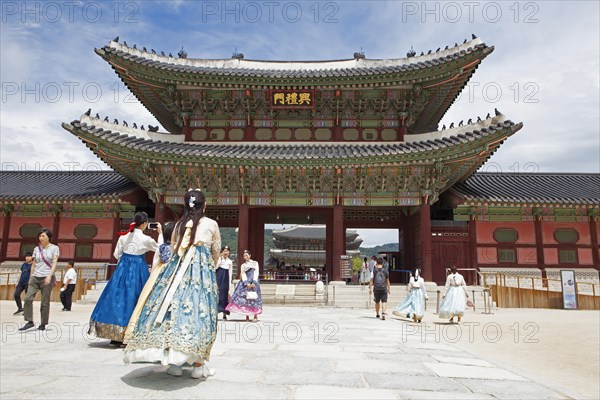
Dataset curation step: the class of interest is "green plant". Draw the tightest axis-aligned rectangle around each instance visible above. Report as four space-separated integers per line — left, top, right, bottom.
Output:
351 256 363 276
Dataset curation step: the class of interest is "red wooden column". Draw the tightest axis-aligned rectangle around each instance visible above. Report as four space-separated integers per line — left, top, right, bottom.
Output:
252 209 265 272
183 126 192 142
590 218 600 268
333 126 343 141
534 217 546 276
469 215 478 270
0 210 11 262
419 204 433 281
325 209 334 280
332 205 345 281
237 205 249 268
154 200 167 223
52 206 61 250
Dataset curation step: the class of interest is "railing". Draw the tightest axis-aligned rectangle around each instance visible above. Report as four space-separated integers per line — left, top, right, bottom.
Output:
261 272 328 285
446 268 481 286
0 265 107 303
481 272 600 310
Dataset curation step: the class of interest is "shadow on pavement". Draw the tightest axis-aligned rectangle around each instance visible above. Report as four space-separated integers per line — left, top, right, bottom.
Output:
121 366 206 390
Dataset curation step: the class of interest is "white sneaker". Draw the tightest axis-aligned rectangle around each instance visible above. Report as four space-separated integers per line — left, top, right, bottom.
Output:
191 364 215 379
166 364 183 377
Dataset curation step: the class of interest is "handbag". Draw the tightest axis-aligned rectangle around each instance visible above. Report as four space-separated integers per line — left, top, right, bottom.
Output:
246 291 258 300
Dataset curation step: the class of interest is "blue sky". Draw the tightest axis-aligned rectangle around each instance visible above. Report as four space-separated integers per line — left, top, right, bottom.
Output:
1 1 599 246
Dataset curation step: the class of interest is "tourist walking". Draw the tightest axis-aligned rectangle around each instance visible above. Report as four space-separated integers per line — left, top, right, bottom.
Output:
226 250 263 322
60 260 77 311
13 252 32 315
124 221 174 342
369 257 390 320
439 266 469 323
89 212 162 344
123 190 221 379
216 245 233 320
392 268 428 322
19 228 59 332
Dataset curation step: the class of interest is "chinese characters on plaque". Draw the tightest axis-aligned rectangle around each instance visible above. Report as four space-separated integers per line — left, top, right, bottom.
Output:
271 90 315 109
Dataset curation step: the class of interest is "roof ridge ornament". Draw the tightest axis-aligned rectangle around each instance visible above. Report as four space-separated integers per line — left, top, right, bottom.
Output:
232 48 244 60
353 47 365 60
178 47 187 59
406 46 416 58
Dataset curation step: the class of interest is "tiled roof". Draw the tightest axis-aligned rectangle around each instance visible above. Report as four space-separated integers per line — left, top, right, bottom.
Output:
0 171 138 201
273 225 360 240
63 119 520 163
97 39 491 79
452 173 600 205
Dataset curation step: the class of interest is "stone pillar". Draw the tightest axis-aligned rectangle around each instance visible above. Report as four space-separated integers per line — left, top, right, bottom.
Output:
332 205 344 281
419 204 432 281
237 205 249 268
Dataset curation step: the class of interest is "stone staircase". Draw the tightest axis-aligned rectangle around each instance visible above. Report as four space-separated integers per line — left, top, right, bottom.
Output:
73 280 494 311
77 281 108 304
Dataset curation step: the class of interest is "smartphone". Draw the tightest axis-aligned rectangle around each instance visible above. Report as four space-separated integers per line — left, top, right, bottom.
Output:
148 222 159 230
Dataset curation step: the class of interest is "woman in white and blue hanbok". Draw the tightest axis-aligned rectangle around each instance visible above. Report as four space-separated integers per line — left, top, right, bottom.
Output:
124 190 221 379
359 257 370 285
393 269 428 322
439 266 469 323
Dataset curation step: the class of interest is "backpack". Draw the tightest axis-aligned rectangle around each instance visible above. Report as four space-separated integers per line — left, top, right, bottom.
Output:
373 268 387 291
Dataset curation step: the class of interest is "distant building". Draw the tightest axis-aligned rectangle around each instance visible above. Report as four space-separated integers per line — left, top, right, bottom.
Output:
269 225 362 270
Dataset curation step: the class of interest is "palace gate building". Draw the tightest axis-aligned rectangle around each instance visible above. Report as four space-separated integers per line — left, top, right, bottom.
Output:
1 36 598 283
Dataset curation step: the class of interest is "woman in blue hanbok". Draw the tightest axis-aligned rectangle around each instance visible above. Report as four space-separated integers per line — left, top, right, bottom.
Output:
226 250 263 322
439 266 469 323
124 190 221 379
89 212 161 344
393 269 428 322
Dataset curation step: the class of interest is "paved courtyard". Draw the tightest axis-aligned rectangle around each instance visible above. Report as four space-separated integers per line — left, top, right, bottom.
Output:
1 300 598 399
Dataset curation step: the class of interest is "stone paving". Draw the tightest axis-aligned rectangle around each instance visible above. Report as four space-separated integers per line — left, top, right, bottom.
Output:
0 301 592 399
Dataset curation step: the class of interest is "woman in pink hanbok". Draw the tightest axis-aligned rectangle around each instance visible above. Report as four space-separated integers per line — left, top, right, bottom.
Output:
226 250 262 321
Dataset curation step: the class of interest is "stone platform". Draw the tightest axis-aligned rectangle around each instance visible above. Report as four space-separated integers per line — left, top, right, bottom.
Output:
1 301 598 399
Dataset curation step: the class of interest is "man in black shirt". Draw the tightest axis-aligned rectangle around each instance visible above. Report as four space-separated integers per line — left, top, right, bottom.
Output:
13 252 33 315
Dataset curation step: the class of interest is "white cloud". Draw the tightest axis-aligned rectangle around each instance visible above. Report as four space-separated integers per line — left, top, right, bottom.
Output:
1 1 598 174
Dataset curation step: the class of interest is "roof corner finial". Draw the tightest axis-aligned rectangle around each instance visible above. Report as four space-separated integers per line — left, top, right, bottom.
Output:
232 48 244 59
112 36 119 43
178 47 188 59
353 46 365 60
406 46 416 58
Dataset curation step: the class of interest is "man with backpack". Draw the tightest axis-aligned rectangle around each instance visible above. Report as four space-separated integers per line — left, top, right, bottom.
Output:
369 257 391 320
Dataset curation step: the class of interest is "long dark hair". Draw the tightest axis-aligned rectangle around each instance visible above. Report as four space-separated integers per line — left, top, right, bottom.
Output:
162 221 175 243
173 190 206 254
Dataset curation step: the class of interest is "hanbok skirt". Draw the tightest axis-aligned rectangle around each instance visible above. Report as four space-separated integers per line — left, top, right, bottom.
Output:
226 272 262 316
359 268 370 284
124 261 168 342
393 288 426 319
215 267 230 314
123 245 218 366
439 286 467 319
89 253 149 341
